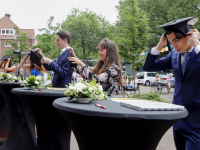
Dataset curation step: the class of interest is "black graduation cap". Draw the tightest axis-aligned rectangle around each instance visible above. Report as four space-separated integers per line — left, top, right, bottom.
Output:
156 17 198 51
0 55 10 61
30 51 42 68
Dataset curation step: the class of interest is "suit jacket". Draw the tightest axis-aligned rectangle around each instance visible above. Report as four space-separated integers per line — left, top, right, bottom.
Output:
43 49 73 88
143 49 200 128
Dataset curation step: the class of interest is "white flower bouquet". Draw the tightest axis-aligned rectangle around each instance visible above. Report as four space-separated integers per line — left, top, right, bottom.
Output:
21 75 51 89
64 79 107 100
0 73 21 82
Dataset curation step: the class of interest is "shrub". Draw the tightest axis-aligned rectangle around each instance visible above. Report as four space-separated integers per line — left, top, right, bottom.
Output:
131 92 165 102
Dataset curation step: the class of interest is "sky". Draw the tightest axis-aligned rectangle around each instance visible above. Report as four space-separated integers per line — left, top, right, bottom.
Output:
0 0 120 35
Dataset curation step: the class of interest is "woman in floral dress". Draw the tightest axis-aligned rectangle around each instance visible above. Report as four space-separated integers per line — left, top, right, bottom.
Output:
68 38 122 96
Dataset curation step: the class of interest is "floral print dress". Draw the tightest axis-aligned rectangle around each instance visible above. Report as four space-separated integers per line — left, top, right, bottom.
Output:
78 64 120 94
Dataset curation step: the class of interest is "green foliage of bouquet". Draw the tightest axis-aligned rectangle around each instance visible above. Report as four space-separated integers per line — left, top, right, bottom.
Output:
64 79 107 100
0 73 20 82
1 73 9 81
21 75 52 89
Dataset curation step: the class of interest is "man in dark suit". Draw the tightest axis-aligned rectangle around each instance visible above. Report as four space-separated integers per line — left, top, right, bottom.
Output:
37 31 73 88
143 17 200 150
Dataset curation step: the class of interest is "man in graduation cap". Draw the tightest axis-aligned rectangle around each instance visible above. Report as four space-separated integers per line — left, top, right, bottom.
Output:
143 17 200 150
36 31 73 88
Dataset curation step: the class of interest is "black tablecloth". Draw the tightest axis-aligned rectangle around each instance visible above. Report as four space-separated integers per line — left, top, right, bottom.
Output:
0 93 9 136
0 83 36 150
12 88 71 150
0 93 9 146
53 98 188 150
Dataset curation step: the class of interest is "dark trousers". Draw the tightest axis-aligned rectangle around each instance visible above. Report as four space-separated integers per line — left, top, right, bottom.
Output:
173 120 200 150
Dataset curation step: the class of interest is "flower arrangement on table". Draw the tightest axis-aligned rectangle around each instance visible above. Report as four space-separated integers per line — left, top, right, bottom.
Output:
0 73 21 82
20 76 51 89
64 79 107 102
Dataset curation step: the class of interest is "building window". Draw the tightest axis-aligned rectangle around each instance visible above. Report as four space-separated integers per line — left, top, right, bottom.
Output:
10 30 13 34
1 29 14 35
5 41 12 47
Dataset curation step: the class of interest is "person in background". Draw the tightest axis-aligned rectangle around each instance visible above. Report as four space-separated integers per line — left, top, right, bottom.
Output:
19 54 45 76
122 74 130 94
0 57 16 73
76 74 83 82
128 75 138 94
153 73 162 92
68 38 122 96
167 73 175 91
154 73 160 84
72 71 77 83
122 74 128 86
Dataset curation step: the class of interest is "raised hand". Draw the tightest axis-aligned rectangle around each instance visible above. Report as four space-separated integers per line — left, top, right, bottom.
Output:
68 47 77 57
187 29 200 47
156 33 168 50
36 48 45 58
68 57 85 68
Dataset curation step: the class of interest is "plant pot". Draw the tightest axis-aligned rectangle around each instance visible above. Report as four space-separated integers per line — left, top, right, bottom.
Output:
28 87 36 90
77 97 91 103
37 86 43 90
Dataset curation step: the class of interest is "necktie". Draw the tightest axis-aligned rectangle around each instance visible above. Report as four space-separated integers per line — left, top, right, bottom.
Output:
182 52 191 75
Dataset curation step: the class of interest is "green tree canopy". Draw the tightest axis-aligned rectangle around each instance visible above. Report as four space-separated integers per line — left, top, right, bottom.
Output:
61 8 113 60
5 26 30 64
138 0 200 49
33 16 60 59
115 0 150 70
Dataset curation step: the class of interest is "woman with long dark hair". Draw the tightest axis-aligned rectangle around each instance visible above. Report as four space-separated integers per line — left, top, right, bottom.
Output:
0 57 16 73
19 54 46 76
68 38 122 96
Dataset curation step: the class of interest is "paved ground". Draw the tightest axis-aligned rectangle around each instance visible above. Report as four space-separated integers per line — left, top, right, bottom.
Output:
70 85 176 150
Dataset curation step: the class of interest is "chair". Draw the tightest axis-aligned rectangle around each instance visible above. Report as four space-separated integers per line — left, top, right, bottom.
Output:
151 82 161 93
122 84 140 98
151 82 169 94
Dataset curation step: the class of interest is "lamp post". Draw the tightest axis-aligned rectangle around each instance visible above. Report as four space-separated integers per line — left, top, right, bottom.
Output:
150 35 161 50
13 35 23 78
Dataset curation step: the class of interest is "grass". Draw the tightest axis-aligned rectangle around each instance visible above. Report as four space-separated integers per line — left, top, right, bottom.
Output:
130 92 170 103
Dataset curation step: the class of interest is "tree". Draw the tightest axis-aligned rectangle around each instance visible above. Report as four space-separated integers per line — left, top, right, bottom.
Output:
138 0 200 50
5 26 30 64
115 0 150 97
115 0 150 70
33 16 60 59
61 8 112 60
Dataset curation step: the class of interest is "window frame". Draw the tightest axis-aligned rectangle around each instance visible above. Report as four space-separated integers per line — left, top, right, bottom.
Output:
4 41 12 47
1 29 15 35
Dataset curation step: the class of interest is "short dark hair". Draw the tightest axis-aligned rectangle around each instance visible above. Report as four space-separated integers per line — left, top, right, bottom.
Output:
165 30 187 39
57 31 71 44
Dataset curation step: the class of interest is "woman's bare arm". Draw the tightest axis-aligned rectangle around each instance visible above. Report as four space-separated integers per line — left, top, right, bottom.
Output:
19 55 30 69
4 58 16 73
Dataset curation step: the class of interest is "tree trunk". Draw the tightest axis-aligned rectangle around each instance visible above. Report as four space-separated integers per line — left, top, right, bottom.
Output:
82 38 86 60
133 65 136 98
133 56 136 98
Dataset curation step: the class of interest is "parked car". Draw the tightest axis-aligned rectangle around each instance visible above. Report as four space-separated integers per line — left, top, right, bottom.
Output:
136 72 157 86
159 74 168 81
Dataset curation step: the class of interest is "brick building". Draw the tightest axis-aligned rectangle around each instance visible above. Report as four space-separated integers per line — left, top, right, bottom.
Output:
0 13 35 58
